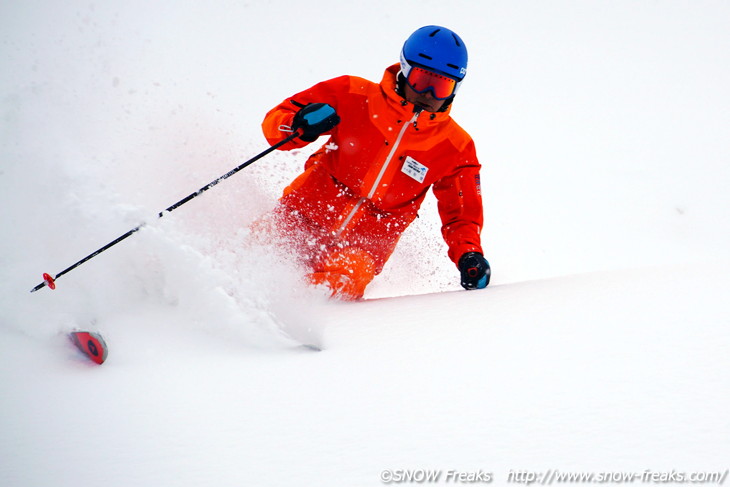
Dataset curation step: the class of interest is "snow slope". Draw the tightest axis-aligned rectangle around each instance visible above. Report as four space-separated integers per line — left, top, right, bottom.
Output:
1 1 729 486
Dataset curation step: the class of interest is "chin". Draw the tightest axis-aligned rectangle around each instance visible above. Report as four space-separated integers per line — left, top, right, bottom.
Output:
416 102 440 112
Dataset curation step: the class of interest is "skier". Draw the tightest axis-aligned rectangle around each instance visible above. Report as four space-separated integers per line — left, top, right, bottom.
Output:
260 25 490 300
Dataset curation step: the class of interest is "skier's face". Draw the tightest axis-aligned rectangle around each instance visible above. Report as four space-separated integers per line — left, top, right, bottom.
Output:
403 83 447 112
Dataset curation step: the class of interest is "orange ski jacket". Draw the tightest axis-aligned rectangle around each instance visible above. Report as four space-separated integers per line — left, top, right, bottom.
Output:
262 64 484 268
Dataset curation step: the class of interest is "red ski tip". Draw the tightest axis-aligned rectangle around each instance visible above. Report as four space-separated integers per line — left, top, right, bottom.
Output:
69 331 108 365
43 273 56 290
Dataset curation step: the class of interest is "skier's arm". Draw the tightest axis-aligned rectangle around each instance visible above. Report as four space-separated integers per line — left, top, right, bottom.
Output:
432 141 485 266
433 155 490 289
261 76 349 150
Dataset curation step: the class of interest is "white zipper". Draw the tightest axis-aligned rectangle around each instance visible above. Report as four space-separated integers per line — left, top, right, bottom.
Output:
334 110 421 237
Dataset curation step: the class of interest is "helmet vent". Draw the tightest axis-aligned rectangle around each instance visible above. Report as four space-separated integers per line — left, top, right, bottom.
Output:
447 63 459 70
429 28 441 37
418 53 433 60
451 33 462 47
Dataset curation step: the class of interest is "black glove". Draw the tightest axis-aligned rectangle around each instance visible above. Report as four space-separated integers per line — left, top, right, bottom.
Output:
291 103 340 142
458 252 491 290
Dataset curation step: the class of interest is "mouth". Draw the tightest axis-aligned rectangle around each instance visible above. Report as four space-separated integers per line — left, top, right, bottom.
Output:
413 98 438 111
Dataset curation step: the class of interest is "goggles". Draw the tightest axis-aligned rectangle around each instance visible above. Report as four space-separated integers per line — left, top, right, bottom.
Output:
405 66 458 100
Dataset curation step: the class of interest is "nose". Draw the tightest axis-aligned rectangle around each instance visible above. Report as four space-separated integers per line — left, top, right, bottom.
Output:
421 89 435 99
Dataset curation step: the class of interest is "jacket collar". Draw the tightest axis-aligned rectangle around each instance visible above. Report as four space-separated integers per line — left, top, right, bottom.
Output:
380 63 453 124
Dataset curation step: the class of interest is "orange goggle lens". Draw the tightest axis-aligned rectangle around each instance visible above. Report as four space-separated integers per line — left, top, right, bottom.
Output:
405 66 458 100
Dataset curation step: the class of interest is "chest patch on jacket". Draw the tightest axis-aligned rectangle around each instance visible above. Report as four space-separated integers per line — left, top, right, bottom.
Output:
401 156 428 184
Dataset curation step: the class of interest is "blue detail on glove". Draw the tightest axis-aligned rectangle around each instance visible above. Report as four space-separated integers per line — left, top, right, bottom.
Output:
302 104 336 125
291 103 341 142
476 273 489 289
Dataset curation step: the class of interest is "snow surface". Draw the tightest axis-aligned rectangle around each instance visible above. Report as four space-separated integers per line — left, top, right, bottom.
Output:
2 1 729 486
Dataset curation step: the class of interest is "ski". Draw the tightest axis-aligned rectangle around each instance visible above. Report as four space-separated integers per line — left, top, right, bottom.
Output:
68 330 108 364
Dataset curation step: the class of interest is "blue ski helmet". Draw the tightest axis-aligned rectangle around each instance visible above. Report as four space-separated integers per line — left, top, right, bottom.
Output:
400 25 468 94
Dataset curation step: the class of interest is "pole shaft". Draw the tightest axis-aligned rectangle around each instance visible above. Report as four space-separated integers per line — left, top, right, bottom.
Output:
30 132 299 292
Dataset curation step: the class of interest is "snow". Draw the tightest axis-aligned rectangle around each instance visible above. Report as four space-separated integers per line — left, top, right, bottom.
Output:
1 1 729 486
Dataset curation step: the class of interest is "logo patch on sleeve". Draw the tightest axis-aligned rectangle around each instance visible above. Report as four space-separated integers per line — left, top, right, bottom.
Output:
401 156 428 183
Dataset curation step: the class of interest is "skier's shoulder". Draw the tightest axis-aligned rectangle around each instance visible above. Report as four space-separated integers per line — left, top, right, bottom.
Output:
439 113 475 153
313 73 378 94
345 74 380 95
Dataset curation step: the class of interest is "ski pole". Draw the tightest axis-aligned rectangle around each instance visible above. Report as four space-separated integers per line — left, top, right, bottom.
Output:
30 132 300 293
